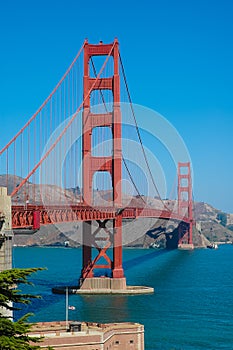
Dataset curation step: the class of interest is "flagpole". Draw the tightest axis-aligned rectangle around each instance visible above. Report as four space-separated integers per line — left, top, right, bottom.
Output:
66 286 68 330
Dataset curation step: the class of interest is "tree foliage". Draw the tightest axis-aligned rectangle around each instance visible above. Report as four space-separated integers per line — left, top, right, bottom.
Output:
227 224 233 232
216 212 227 227
0 314 41 349
0 268 44 313
0 267 46 349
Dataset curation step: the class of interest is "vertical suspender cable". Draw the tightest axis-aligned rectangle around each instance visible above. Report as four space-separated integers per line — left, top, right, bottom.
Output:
6 148 8 195
27 124 30 202
10 42 115 198
14 141 16 196
0 42 85 157
119 53 170 211
33 119 36 203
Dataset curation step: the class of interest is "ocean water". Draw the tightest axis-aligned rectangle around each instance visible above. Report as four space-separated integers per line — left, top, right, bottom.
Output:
13 245 233 349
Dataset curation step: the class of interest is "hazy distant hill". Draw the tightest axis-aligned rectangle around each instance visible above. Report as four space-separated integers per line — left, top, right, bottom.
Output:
0 175 81 205
1 175 233 248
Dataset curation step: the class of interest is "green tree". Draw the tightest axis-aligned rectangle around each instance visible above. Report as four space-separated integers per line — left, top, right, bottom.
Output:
0 267 45 349
216 212 227 227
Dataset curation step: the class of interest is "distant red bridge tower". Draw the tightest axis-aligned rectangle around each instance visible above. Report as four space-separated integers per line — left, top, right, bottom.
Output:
177 162 194 248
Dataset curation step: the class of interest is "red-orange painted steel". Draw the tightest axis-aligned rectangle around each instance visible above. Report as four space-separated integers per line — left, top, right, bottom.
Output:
11 205 190 229
9 41 114 199
5 38 195 280
178 162 193 245
81 39 123 280
0 42 86 157
33 210 40 230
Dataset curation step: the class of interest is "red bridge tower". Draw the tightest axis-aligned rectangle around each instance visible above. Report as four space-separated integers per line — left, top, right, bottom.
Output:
81 39 125 290
177 162 194 249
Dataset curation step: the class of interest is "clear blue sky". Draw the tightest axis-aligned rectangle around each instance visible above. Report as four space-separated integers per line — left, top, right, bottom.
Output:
1 0 233 213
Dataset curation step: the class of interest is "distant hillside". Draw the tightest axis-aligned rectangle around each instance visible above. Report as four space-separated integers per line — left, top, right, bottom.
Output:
1 175 233 248
0 175 81 205
193 201 233 244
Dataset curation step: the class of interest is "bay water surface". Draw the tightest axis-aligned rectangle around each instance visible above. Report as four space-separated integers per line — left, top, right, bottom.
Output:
13 245 233 349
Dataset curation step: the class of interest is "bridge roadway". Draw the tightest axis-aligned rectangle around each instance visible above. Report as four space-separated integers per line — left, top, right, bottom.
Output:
11 205 189 230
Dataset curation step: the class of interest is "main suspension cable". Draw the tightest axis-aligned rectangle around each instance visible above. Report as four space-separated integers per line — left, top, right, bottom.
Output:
119 52 171 211
90 57 146 205
0 41 86 156
11 42 116 198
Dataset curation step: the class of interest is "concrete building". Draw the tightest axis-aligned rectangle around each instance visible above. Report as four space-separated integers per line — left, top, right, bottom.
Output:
0 187 12 272
0 187 13 318
30 321 144 349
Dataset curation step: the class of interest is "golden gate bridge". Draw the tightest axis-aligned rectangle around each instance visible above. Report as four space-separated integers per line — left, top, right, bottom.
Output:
0 39 193 290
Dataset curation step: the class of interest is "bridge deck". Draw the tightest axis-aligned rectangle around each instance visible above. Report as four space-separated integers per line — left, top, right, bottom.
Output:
11 205 189 229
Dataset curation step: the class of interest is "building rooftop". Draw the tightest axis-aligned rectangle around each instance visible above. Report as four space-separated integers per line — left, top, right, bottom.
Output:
30 321 145 349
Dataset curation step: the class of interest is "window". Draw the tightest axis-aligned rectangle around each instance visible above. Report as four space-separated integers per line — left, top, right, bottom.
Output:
130 340 134 344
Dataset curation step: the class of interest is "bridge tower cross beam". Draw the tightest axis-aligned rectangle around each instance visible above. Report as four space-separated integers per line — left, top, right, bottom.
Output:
81 40 125 289
177 162 193 246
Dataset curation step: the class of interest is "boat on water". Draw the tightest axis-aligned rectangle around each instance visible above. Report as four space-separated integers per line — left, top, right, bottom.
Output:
207 243 218 249
64 241 69 247
149 242 161 249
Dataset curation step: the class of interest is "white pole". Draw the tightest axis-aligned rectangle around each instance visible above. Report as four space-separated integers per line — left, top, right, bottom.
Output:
66 286 68 330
